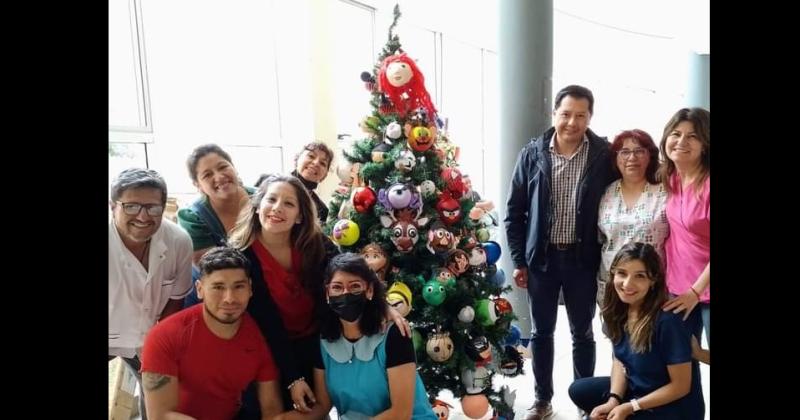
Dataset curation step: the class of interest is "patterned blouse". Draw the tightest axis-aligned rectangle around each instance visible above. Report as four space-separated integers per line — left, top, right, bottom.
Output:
598 180 669 285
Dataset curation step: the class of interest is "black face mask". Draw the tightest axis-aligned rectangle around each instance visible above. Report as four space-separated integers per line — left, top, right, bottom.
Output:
328 292 367 322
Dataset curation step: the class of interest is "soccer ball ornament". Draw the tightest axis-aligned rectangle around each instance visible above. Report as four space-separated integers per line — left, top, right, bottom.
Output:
457 305 475 323
332 219 360 246
426 331 454 362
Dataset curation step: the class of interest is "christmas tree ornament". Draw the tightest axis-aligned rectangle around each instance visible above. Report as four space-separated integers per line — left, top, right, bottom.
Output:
377 53 437 118
487 267 506 287
372 142 392 163
468 246 487 272
405 108 437 152
482 241 502 265
460 394 490 419
386 280 413 317
332 219 360 246
475 298 498 326
385 121 403 141
426 331 454 362
380 208 429 253
419 179 437 197
504 324 521 347
494 297 513 317
460 366 490 394
499 345 524 376
394 149 417 173
436 192 462 225
422 279 447 306
457 305 475 323
426 222 457 254
352 186 377 213
360 71 376 91
412 328 424 353
465 335 492 364
445 249 470 276
441 167 466 199
475 228 490 242
433 266 456 287
378 182 421 212
360 242 389 283
431 399 453 419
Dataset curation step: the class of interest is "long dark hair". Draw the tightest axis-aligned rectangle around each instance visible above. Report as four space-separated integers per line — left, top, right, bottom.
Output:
228 174 326 294
319 253 388 341
601 242 668 353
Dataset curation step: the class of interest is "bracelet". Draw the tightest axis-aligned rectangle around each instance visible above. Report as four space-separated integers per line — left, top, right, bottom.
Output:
630 398 642 412
689 287 701 299
287 377 306 390
608 392 623 404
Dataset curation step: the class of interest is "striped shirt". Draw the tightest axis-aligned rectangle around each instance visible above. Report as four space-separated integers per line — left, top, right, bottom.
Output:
548 133 589 244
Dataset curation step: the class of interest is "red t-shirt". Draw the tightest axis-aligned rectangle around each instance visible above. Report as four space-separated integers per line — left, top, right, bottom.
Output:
141 305 278 420
251 240 316 338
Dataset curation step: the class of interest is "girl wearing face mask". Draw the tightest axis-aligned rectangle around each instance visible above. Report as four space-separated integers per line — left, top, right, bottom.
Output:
569 243 704 419
295 253 437 420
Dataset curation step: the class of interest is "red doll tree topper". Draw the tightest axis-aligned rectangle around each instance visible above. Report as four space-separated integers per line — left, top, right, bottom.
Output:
377 53 437 119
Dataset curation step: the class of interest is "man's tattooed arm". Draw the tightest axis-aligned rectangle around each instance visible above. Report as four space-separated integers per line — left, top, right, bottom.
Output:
143 372 171 391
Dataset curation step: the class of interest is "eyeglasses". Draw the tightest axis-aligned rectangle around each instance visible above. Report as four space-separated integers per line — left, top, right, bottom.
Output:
116 201 165 217
617 148 648 159
327 282 366 296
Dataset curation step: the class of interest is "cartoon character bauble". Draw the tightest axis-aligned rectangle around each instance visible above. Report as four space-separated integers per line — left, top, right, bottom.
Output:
385 121 403 142
419 180 437 198
431 399 453 419
465 335 493 365
461 366 490 394
426 222 456 254
371 142 392 163
331 219 360 246
500 345 524 377
377 53 437 119
457 305 475 323
422 280 447 306
405 108 437 152
436 191 461 225
378 183 421 213
445 248 470 276
433 266 456 287
360 242 389 283
426 331 454 362
394 149 417 173
386 281 413 317
380 208 430 254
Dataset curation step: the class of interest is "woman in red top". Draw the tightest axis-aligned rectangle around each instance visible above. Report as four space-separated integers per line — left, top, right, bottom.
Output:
229 174 410 419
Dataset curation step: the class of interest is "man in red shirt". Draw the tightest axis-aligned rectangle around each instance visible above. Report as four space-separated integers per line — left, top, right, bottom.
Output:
141 247 284 420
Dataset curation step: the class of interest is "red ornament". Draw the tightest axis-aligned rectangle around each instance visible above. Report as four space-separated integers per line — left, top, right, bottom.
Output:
441 167 465 199
436 191 462 225
352 186 377 213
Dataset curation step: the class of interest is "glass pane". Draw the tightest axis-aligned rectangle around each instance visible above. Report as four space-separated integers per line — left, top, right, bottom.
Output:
109 0 144 129
108 143 148 195
332 1 375 140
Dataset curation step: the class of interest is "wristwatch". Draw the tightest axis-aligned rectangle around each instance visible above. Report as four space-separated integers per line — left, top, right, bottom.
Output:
630 398 642 412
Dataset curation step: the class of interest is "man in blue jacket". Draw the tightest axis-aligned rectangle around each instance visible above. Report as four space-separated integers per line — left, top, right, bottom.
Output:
505 85 616 420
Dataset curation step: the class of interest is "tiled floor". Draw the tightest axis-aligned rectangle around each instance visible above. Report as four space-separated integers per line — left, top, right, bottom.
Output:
438 305 710 420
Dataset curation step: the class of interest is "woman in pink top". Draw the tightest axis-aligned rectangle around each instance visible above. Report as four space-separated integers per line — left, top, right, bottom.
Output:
657 108 710 349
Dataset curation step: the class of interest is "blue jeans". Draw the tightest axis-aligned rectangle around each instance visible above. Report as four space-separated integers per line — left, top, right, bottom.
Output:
569 376 703 419
527 246 597 402
183 265 202 308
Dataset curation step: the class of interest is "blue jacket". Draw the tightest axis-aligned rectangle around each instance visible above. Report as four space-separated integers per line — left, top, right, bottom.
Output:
504 127 616 272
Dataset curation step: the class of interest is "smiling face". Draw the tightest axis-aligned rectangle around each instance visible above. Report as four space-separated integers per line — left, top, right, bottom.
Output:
612 259 654 310
194 152 240 202
616 138 650 182
553 95 592 146
665 120 704 167
111 187 164 245
386 61 413 87
258 181 301 236
296 148 331 183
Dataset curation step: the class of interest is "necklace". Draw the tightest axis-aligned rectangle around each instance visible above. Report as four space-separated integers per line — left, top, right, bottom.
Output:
136 241 151 266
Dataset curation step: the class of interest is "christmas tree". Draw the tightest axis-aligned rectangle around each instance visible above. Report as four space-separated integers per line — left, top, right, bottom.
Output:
323 5 520 418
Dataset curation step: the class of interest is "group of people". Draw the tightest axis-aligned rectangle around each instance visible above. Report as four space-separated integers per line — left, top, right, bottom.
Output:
109 83 710 420
505 85 710 419
109 142 434 419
